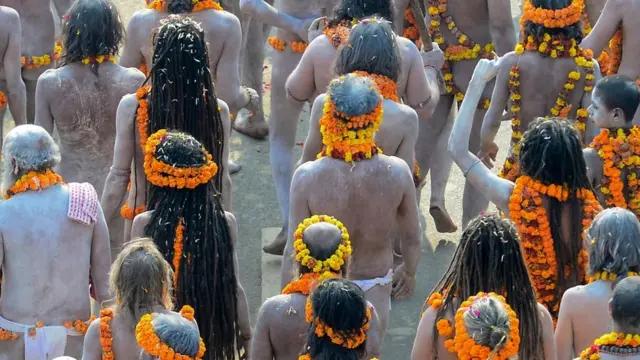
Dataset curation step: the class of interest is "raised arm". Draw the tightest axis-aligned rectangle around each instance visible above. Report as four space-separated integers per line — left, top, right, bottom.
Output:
119 14 146 68
449 59 514 213
281 166 312 288
299 94 326 164
3 10 26 126
580 0 623 55
391 161 421 300
101 94 137 224
285 39 320 102
239 0 308 39
488 0 516 55
91 205 113 306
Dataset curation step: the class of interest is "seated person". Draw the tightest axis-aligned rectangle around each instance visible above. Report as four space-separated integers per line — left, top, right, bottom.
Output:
251 215 380 360
82 239 174 359
578 276 640 359
556 207 640 358
411 214 556 359
301 278 379 360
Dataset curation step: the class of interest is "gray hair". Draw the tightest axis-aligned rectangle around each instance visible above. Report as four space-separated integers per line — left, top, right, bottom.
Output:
328 74 381 116
2 125 60 193
587 207 640 276
463 296 511 351
152 312 200 356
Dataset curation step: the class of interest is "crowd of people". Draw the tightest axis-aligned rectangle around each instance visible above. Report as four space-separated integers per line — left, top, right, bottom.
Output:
1 0 640 359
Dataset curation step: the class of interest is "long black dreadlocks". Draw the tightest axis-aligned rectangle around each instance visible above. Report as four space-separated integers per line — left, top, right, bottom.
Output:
519 118 592 311
428 214 544 359
144 131 240 360
329 0 394 27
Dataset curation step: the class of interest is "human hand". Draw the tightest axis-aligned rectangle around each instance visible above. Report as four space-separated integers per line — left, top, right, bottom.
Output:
478 142 499 168
470 58 501 84
306 16 328 43
391 264 416 300
421 42 445 70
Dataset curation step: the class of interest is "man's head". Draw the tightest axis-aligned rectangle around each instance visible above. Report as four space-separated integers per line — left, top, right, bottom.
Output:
1 125 60 194
610 276 640 333
62 0 123 66
137 312 202 359
300 222 345 274
590 76 640 128
521 0 583 43
463 296 512 352
335 17 400 82
165 0 195 14
588 207 640 278
330 0 394 27
110 239 173 319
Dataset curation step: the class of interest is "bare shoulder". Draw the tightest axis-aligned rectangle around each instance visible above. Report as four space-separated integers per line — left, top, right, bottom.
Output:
379 153 413 174
37 68 63 88
0 6 19 23
396 35 420 54
312 93 327 108
583 147 601 166
536 303 555 327
118 66 146 86
217 98 230 115
119 93 139 110
201 10 240 33
392 102 419 128
292 161 318 187
499 51 519 69
308 35 335 55
224 211 237 229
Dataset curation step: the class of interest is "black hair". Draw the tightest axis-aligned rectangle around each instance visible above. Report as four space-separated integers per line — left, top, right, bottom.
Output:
611 276 640 331
428 214 544 359
522 0 583 43
329 0 394 27
519 118 592 311
165 0 194 13
334 18 400 82
594 75 640 122
144 131 241 360
61 0 124 72
305 279 368 360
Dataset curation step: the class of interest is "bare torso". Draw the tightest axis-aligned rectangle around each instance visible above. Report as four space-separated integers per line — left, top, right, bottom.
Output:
256 294 308 360
0 0 55 79
36 64 145 196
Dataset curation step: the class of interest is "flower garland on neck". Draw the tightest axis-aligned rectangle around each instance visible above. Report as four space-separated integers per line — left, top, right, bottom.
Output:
172 218 185 290
508 175 601 316
136 306 206 360
580 332 640 359
324 20 352 48
136 85 151 153
589 271 639 283
590 127 640 217
81 55 116 65
303 296 372 350
317 89 383 163
352 71 399 102
500 43 594 181
4 169 64 200
148 0 222 12
520 0 584 28
434 292 520 360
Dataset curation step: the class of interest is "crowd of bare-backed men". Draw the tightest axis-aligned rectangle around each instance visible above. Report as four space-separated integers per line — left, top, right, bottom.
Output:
1 0 640 359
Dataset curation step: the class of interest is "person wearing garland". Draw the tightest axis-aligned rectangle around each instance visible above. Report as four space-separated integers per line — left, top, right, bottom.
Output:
298 279 378 360
252 215 381 360
299 19 418 189
449 58 602 319
286 0 449 234
578 276 640 359
2 0 63 123
82 239 178 359
583 76 640 217
282 74 420 337
480 0 598 186
101 17 232 255
0 124 111 359
555 208 640 358
0 5 26 150
35 0 145 199
411 215 556 359
119 0 262 139
129 130 251 360
136 309 206 360
398 0 516 230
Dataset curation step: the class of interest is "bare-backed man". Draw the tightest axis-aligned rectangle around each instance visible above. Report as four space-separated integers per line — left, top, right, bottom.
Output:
281 75 420 336
0 125 111 359
35 0 145 197
0 6 26 149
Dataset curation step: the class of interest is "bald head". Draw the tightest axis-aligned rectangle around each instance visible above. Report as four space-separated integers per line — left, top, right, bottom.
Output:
302 222 343 262
611 276 640 332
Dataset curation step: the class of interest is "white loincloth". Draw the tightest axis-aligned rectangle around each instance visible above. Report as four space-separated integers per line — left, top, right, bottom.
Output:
351 269 394 292
0 315 82 360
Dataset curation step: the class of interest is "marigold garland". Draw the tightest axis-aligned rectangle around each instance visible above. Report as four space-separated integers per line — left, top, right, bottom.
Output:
426 292 444 309
598 30 623 76
172 218 185 289
179 305 196 322
4 169 64 199
63 316 96 335
293 215 351 273
120 204 146 220
281 272 338 295
520 0 584 28
403 8 420 46
0 91 7 110
81 55 116 65
580 332 640 359
352 71 399 102
508 175 601 316
305 297 372 349
136 85 151 152
99 308 114 360
148 0 222 11
589 271 639 283
318 89 383 163
436 293 520 360
267 36 307 53
143 129 218 189
136 311 206 360
0 328 18 341
590 127 640 217
324 21 351 48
